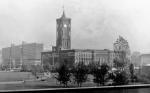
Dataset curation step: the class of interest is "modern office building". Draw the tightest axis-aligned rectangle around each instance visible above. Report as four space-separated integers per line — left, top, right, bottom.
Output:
2 42 43 69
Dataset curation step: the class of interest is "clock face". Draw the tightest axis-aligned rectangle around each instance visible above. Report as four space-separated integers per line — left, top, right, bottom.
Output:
64 24 67 28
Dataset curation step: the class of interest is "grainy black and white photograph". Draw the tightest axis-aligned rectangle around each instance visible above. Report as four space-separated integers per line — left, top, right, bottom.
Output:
0 0 149 93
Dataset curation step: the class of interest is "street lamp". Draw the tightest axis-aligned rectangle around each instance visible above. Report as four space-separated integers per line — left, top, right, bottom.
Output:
20 41 24 70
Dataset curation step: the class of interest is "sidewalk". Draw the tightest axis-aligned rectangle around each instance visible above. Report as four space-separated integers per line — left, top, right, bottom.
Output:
0 79 37 84
0 81 23 84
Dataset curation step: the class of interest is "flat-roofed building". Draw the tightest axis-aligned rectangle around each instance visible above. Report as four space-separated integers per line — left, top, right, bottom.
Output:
41 49 115 70
131 51 141 67
2 43 43 69
140 54 150 66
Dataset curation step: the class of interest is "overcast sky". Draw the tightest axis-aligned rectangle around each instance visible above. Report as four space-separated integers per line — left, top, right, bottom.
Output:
0 0 149 53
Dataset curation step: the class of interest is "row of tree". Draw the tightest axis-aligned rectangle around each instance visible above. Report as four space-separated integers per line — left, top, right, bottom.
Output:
54 61 137 87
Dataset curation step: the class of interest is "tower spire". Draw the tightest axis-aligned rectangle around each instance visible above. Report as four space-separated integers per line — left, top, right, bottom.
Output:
62 5 66 18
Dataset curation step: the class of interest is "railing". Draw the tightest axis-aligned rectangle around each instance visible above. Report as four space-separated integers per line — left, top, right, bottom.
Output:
0 84 150 93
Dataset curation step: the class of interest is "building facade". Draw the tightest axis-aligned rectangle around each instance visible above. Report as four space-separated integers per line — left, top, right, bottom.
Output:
41 49 115 70
131 52 141 67
2 43 43 69
41 10 116 71
140 54 150 66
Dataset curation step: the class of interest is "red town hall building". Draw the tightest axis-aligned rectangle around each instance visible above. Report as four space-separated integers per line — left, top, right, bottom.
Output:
41 10 116 70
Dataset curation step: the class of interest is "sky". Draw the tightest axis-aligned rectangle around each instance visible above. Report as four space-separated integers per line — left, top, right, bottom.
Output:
0 0 149 53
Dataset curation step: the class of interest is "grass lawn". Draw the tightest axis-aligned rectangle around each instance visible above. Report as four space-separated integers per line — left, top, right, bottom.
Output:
0 78 96 90
0 77 144 90
0 74 97 90
0 72 144 90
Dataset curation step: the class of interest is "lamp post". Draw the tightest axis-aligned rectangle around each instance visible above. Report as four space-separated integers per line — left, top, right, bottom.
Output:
9 44 12 71
20 41 24 70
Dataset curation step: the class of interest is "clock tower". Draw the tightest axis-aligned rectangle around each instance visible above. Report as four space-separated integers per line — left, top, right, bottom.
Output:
56 10 71 50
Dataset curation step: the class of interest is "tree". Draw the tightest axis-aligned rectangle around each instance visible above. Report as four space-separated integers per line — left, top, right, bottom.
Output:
55 64 71 87
0 65 8 71
91 63 109 86
107 71 116 85
113 51 130 71
87 62 98 74
72 62 88 87
21 65 28 72
113 70 129 85
129 63 137 82
31 65 44 78
113 58 126 70
31 65 38 77
43 64 51 72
